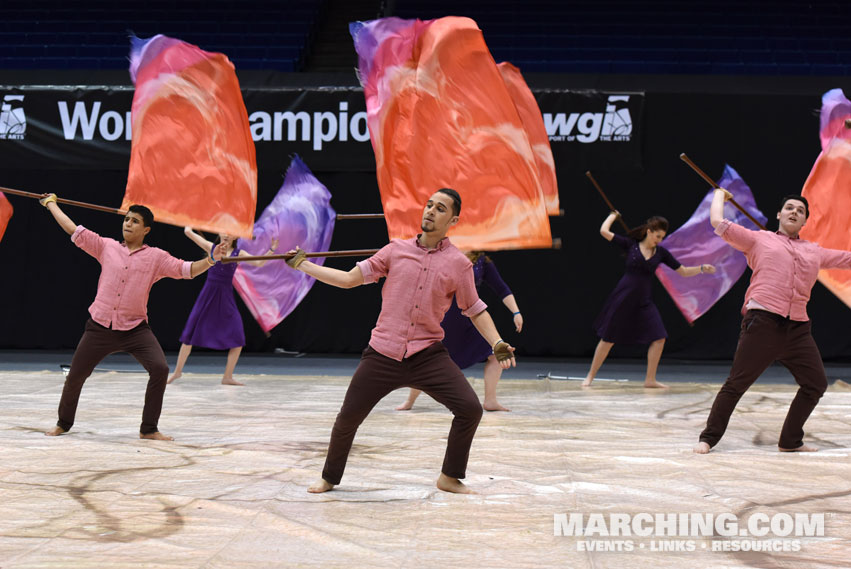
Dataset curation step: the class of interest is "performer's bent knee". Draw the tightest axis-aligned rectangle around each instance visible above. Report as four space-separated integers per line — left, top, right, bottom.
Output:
148 362 170 379
458 399 483 422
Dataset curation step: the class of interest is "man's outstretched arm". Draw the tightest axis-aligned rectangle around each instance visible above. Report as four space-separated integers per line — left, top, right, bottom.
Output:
41 195 76 235
288 249 364 289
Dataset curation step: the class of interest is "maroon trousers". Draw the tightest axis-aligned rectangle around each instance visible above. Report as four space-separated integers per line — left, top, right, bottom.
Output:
321 343 483 485
56 318 169 434
699 310 828 449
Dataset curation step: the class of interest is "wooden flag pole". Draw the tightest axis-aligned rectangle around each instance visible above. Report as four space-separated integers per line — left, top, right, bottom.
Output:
678 153 767 230
0 186 125 215
336 212 565 220
2 186 564 251
224 239 563 264
222 249 381 263
585 171 630 232
335 214 384 220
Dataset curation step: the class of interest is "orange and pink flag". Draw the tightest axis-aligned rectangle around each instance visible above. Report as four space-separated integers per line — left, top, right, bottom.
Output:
123 35 257 238
497 62 559 216
0 192 12 243
350 17 554 250
800 88 851 308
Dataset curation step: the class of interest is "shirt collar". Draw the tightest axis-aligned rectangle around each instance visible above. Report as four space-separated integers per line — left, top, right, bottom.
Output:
414 234 450 251
122 242 150 254
774 231 800 240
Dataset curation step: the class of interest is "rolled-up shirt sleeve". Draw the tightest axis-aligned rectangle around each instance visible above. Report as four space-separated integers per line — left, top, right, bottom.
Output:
357 242 393 284
156 250 193 279
456 263 487 317
715 218 758 253
71 225 106 261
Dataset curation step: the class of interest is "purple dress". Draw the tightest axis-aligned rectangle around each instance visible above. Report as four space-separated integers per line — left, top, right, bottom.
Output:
593 234 681 345
179 247 245 349
441 256 512 369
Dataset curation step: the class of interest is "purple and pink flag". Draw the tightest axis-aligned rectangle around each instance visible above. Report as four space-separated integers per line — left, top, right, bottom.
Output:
655 165 767 323
123 34 257 238
350 17 554 251
233 156 335 333
800 88 851 309
0 192 12 243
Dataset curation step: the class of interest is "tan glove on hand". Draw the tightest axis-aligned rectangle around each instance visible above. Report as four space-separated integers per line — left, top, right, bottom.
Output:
286 247 307 269
493 340 513 363
39 193 58 207
717 188 734 201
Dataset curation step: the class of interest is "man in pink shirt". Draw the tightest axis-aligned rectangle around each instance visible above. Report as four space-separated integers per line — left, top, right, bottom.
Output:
289 189 516 494
695 189 851 454
39 194 223 441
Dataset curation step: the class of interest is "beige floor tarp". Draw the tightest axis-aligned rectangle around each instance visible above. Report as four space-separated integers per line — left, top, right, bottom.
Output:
1 370 849 568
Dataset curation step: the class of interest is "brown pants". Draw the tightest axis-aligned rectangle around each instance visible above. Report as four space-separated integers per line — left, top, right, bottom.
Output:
321 343 483 485
699 310 828 449
56 318 169 434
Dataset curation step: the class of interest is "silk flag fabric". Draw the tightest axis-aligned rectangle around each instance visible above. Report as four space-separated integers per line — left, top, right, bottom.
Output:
800 88 851 309
496 62 560 216
351 17 552 250
655 165 767 323
233 156 335 333
123 34 257 238
0 192 12 243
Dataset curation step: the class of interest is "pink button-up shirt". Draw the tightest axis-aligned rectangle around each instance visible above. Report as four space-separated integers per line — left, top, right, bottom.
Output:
357 236 487 361
72 226 193 330
716 219 851 321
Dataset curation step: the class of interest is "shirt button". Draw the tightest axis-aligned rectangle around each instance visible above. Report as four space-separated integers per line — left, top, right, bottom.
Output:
423 268 427 271
411 323 414 326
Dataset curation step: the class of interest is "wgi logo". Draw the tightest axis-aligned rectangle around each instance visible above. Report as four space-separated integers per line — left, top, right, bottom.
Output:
544 95 633 144
0 95 26 140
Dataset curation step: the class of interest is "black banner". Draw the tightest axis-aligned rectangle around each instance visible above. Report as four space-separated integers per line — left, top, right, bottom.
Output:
0 85 644 172
537 90 645 170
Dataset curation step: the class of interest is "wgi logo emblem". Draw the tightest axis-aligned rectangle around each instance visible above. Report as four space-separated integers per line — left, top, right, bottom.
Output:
545 95 633 143
0 95 26 140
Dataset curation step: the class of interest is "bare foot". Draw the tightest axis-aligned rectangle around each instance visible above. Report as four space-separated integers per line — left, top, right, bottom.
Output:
221 378 245 386
436 473 476 494
167 373 181 384
45 426 67 436
779 443 818 452
644 380 669 388
581 378 593 387
307 479 335 493
140 431 174 441
693 442 711 454
395 401 415 411
483 400 511 412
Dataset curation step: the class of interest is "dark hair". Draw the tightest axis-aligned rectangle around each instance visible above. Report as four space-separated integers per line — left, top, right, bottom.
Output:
779 194 809 218
437 188 461 216
466 250 491 264
627 216 668 241
127 204 154 227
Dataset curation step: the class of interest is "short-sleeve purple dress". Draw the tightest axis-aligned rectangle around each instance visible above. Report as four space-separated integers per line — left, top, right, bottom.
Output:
441 255 512 369
593 234 681 345
179 247 246 350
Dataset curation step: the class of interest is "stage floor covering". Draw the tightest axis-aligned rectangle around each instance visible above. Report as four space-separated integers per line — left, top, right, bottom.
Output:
0 353 850 568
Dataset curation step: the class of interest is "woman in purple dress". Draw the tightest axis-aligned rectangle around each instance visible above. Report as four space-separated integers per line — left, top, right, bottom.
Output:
396 251 522 412
583 212 715 388
168 227 275 386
